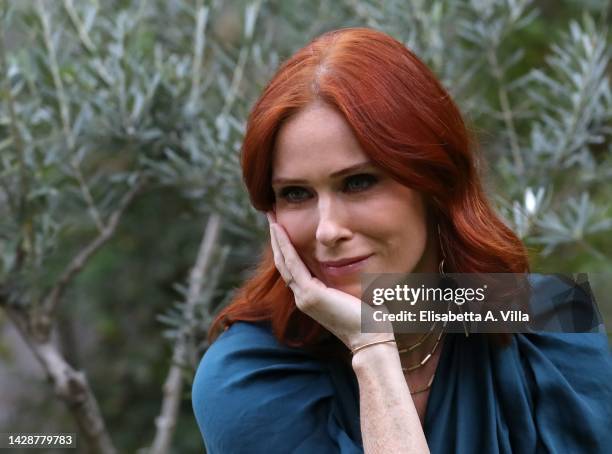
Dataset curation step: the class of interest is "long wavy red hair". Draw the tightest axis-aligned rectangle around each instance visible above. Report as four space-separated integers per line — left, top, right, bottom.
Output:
208 27 529 354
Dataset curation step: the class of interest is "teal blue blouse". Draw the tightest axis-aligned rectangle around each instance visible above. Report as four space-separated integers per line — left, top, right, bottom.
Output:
192 277 612 453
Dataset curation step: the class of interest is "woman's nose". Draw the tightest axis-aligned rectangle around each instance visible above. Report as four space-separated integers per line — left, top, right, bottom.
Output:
315 198 352 247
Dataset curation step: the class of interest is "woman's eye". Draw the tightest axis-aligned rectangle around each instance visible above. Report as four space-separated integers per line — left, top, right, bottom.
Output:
345 174 378 192
280 187 310 203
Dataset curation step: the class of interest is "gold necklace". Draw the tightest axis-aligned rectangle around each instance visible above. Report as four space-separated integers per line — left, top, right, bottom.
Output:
400 329 445 372
396 320 438 353
399 305 449 395
409 372 436 395
400 328 446 395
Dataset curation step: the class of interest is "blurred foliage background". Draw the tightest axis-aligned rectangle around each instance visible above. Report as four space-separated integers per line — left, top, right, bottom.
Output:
0 0 610 452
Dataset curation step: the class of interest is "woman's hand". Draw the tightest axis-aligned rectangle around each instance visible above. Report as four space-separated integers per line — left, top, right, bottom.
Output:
266 212 393 351
267 213 430 452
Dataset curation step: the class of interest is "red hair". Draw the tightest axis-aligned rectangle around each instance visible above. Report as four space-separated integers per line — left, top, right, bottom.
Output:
208 27 529 353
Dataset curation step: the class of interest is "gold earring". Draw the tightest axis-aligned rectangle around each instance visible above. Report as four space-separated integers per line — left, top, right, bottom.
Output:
437 224 469 338
437 224 446 276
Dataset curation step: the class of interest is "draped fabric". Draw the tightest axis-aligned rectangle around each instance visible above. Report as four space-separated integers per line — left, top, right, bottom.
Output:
424 331 612 453
192 277 612 453
192 321 363 453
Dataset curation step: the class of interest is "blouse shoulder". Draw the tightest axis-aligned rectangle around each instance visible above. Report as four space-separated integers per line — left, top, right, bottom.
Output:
191 322 363 453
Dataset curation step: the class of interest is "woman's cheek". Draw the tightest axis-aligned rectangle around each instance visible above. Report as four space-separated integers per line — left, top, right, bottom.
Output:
276 210 313 250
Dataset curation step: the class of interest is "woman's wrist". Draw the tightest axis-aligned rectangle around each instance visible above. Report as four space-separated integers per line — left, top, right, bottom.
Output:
351 338 396 355
351 339 400 373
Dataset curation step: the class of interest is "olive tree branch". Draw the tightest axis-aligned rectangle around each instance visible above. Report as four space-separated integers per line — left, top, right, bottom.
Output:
148 213 222 454
0 12 31 271
62 0 114 87
40 177 145 326
188 1 209 106
487 47 525 175
3 305 118 454
219 0 263 119
0 22 23 218
36 1 73 150
37 0 105 233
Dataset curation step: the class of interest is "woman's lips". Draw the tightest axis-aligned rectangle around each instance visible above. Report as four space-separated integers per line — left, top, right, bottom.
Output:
320 254 373 278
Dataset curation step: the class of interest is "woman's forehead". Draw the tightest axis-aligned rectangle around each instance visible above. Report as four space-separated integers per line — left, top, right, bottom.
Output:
272 104 369 177
276 105 353 147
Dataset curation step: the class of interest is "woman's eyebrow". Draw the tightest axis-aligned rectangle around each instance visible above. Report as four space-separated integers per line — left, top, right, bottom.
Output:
272 161 373 185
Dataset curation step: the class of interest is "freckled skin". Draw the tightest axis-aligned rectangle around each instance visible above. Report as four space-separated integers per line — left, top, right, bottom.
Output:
271 102 438 298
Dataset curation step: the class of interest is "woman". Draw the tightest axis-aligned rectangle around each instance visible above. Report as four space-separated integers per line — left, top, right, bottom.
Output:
192 27 611 453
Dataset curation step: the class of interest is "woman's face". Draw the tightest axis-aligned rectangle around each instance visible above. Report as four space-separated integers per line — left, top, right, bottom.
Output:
271 102 438 298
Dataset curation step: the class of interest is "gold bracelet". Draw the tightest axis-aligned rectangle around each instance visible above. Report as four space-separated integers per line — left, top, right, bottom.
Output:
351 339 396 355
